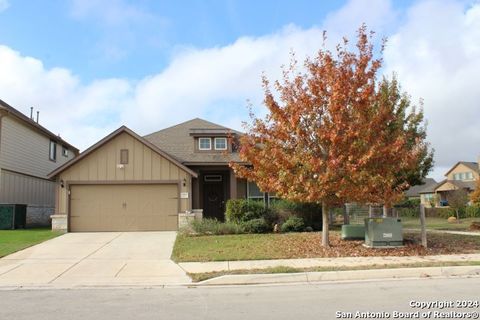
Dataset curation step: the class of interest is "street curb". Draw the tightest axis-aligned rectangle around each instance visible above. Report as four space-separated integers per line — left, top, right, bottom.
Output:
194 265 480 286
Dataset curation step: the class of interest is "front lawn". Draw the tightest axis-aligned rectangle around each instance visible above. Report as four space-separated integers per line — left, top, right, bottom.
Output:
401 217 480 231
0 228 62 258
172 231 480 262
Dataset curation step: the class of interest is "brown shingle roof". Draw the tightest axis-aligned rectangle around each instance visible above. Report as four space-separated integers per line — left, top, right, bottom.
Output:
144 118 243 164
432 179 477 192
405 178 437 196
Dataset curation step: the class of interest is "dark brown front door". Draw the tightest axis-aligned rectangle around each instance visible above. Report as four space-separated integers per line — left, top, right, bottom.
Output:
203 174 226 221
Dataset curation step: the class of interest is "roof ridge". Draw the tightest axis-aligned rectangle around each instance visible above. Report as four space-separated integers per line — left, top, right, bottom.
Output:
143 117 232 137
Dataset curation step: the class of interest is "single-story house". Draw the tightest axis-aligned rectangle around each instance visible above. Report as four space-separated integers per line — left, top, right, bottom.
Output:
404 178 437 202
48 119 273 232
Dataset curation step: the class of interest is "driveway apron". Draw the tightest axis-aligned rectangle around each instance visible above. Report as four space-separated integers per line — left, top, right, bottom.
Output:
0 232 190 287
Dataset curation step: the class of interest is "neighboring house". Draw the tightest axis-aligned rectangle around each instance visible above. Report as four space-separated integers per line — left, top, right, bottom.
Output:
432 161 479 207
404 178 437 202
419 182 438 208
49 119 275 232
0 99 78 226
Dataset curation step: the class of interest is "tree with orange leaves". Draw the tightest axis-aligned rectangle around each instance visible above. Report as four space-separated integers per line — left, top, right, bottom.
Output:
470 179 480 204
230 25 432 247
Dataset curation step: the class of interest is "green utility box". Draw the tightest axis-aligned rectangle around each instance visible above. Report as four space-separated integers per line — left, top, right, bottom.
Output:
341 224 365 240
0 204 27 230
364 217 403 247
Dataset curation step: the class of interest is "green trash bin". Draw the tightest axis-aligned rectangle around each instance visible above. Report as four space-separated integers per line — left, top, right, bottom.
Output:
0 204 27 230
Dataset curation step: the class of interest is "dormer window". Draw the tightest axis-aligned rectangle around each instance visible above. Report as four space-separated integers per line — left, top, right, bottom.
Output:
199 138 211 150
214 137 227 150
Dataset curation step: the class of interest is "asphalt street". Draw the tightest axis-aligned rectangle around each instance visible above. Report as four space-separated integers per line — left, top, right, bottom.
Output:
0 277 479 320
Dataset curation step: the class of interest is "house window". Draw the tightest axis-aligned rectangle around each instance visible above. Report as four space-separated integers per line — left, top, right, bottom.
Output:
199 138 211 150
247 181 278 205
62 146 69 157
214 137 227 150
49 140 57 161
247 181 263 201
466 172 474 180
120 149 129 164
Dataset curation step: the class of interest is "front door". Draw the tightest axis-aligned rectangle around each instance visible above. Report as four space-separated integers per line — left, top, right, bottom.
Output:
203 174 226 220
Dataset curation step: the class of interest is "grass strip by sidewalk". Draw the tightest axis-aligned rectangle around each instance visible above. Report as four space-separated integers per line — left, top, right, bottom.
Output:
0 228 62 258
189 261 480 282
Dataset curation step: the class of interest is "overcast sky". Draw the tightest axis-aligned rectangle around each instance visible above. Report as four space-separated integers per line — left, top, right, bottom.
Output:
0 0 478 181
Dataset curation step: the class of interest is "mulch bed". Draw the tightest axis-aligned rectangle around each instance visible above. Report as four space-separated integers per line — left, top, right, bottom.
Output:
273 232 480 258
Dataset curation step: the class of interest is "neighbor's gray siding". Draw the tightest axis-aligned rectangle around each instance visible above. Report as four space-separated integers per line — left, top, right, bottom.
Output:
0 116 74 179
0 169 55 206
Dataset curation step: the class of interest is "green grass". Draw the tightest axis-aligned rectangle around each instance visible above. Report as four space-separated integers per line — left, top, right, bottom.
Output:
190 261 480 282
401 217 480 231
172 231 480 263
0 228 62 258
172 233 299 262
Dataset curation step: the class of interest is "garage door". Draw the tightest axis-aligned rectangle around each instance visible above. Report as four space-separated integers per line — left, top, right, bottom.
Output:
69 184 178 232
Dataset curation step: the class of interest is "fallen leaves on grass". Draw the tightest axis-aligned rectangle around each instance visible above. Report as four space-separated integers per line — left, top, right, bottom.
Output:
271 232 480 258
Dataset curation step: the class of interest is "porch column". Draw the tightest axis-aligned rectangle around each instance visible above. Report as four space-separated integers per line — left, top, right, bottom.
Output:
229 169 237 200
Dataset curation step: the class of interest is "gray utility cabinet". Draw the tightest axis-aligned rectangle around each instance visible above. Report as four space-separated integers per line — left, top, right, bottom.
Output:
364 217 403 247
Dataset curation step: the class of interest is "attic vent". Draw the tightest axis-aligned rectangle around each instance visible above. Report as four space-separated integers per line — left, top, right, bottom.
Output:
204 175 222 182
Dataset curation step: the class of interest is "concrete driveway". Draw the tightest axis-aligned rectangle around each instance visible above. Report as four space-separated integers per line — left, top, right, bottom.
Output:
0 232 191 287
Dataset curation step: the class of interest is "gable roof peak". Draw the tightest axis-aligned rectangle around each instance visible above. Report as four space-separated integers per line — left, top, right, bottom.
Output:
445 161 480 176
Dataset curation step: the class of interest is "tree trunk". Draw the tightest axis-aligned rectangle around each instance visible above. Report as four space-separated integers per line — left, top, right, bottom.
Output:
368 205 374 218
419 204 427 248
322 202 330 247
343 203 350 225
455 209 460 223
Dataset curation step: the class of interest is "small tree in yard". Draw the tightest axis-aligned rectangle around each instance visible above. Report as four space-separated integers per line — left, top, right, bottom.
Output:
448 189 470 221
230 25 432 247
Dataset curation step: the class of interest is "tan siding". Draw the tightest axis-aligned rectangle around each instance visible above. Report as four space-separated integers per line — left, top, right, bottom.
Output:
0 116 74 179
57 132 192 214
0 169 55 206
436 181 458 192
447 163 479 181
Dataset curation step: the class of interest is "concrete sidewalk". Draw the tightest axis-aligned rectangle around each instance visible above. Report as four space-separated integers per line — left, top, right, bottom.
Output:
404 229 480 236
179 253 480 274
197 265 480 286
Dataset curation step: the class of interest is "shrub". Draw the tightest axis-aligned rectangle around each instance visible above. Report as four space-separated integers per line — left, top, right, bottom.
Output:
242 218 271 234
465 205 480 218
272 200 322 230
395 198 421 208
226 199 271 222
281 216 305 232
396 207 419 218
189 218 244 235
425 207 458 219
